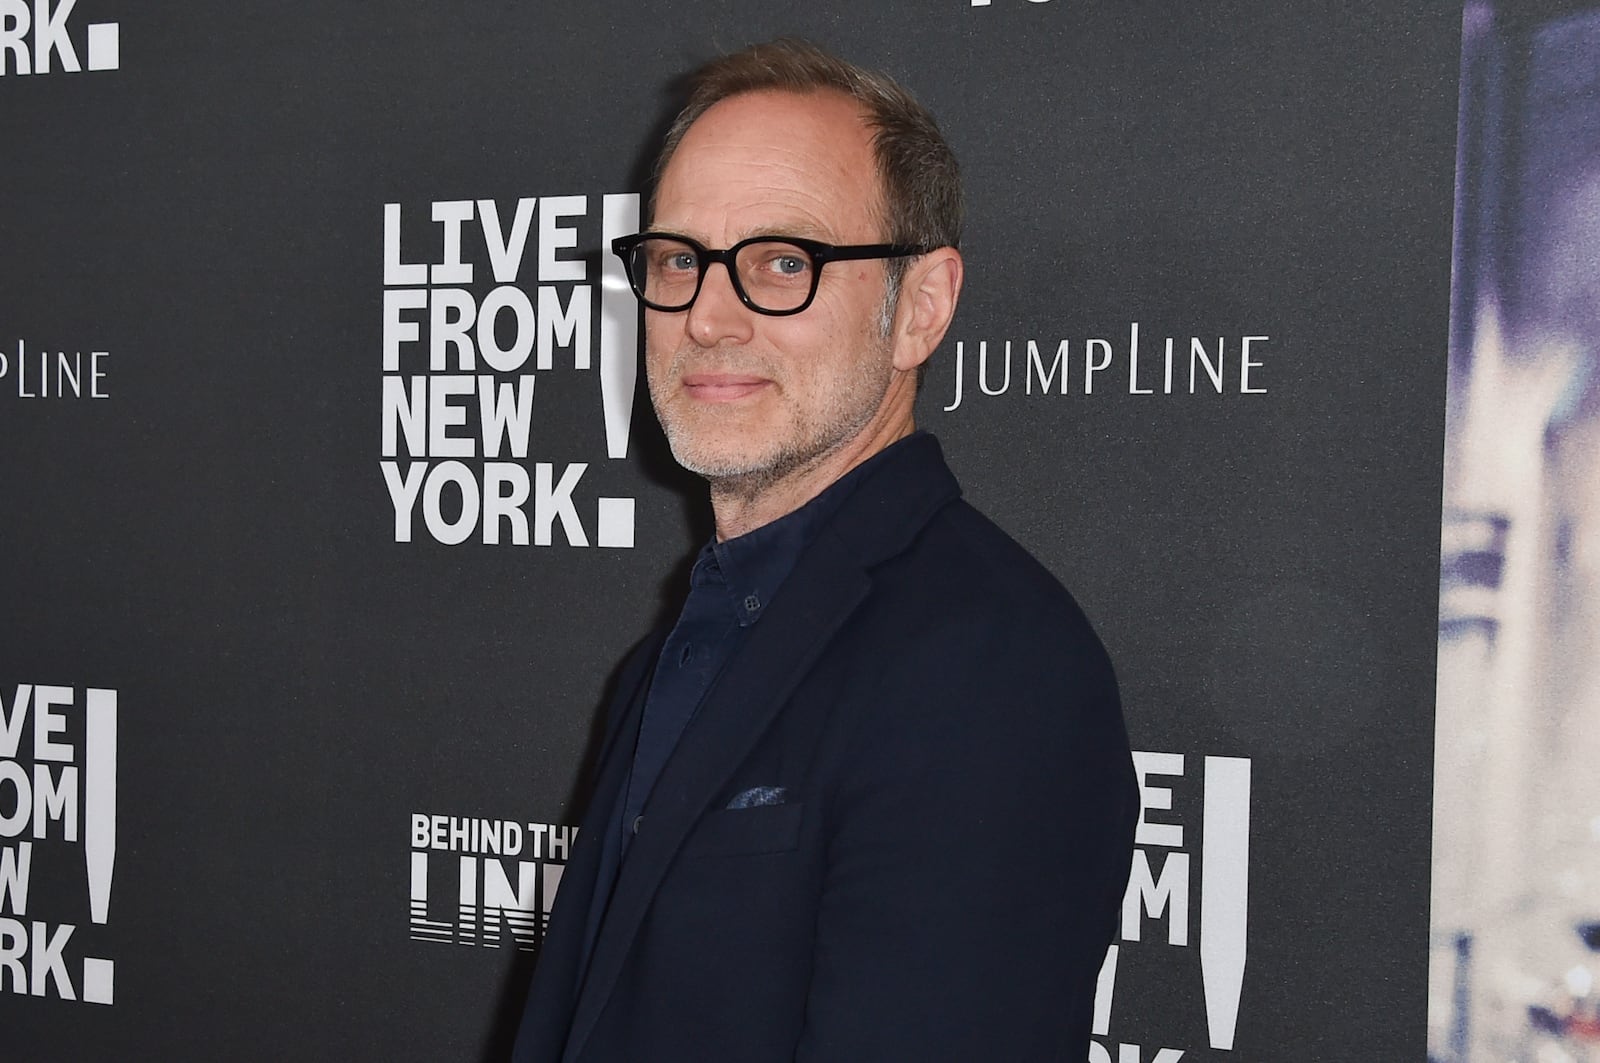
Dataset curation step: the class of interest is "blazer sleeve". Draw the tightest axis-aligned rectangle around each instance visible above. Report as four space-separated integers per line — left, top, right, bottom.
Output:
794 610 1138 1062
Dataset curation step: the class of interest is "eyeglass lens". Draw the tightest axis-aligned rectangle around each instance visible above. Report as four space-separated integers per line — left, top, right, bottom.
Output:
629 237 816 312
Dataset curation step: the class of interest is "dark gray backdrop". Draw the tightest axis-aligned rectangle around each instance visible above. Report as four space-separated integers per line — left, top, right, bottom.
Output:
1 2 1455 1059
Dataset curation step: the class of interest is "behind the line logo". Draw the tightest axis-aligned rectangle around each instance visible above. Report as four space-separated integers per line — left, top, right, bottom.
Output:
409 813 575 951
1 683 118 1005
1093 751 1251 1061
0 0 119 76
380 193 640 548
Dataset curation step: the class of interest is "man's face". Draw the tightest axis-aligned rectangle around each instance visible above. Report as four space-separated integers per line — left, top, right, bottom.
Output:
644 90 900 488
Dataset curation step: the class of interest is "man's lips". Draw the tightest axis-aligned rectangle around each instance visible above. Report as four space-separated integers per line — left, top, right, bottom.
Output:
680 372 771 402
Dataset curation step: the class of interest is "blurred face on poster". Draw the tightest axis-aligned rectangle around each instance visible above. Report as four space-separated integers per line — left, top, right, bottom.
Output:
1430 8 1600 1062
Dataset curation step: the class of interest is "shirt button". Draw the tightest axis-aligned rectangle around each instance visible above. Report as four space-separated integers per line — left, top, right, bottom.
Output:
631 815 644 835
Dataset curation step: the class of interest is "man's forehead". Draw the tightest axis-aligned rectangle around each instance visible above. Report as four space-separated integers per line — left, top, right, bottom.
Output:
689 86 870 132
652 89 883 237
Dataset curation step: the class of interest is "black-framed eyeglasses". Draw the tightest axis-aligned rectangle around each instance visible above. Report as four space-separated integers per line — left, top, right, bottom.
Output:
610 232 932 316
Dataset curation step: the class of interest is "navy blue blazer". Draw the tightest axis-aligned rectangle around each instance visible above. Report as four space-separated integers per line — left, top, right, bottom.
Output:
512 433 1138 1063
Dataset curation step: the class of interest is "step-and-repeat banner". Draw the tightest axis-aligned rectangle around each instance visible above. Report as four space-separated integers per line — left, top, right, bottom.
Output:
4 3 1467 1060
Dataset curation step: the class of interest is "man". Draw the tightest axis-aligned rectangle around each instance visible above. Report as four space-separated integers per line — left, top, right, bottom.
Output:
512 39 1137 1063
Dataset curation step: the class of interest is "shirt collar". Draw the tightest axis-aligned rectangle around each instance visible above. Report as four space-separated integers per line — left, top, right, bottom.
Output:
697 432 928 628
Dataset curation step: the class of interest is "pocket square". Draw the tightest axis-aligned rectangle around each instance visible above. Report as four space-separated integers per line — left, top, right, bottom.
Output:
727 785 788 810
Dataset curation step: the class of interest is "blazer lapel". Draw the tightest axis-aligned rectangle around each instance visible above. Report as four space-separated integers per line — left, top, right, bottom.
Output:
561 527 872 1063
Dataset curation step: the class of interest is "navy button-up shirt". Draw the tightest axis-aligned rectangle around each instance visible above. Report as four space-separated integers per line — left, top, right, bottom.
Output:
618 459 866 852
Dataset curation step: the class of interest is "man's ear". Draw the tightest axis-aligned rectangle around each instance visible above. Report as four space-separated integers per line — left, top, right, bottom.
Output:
891 247 964 373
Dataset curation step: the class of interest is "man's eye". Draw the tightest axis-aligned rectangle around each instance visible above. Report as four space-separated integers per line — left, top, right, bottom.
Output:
665 251 698 271
772 255 808 275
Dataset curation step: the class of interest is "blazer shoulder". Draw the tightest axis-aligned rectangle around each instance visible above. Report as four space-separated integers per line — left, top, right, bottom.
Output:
829 496 1133 810
894 499 1110 659
831 498 1124 761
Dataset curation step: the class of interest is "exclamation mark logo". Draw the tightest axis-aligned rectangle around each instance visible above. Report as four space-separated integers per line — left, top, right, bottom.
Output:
81 687 117 1004
83 689 117 922
1200 755 1251 1050
86 23 120 71
598 193 640 460
1091 943 1119 1036
595 193 640 548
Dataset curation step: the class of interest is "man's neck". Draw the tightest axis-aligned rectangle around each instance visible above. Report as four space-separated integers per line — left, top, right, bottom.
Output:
708 417 915 541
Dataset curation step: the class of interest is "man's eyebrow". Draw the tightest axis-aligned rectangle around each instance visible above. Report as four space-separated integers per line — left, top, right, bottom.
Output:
742 223 832 242
644 223 839 245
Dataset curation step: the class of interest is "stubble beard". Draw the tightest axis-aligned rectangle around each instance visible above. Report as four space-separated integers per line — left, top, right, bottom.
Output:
648 337 896 502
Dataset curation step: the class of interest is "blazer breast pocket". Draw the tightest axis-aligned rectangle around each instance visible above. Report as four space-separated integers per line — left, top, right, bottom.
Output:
683 801 805 858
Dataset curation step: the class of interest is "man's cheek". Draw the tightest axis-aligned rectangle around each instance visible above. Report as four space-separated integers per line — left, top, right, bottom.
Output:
643 312 681 351
641 337 676 385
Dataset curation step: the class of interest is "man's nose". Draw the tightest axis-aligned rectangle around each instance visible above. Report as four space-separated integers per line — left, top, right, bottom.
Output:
684 261 755 348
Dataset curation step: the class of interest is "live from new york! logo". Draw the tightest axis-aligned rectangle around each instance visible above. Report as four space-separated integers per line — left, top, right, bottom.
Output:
380 193 642 550
0 1 119 76
1 683 119 1005
1094 751 1252 1062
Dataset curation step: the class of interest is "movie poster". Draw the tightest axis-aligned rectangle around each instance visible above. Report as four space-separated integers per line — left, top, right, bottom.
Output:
1431 5 1600 1061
